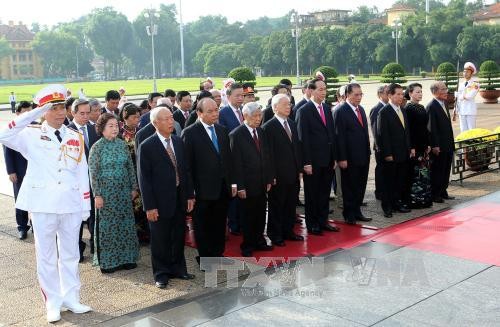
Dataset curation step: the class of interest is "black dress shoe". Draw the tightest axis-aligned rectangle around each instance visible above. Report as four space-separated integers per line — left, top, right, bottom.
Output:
257 244 274 251
272 240 286 247
396 205 411 213
308 227 323 235
241 250 253 257
285 234 304 241
169 273 195 280
121 263 137 270
18 230 28 240
100 267 118 274
356 215 372 222
321 224 340 232
345 219 357 225
384 210 393 218
433 197 444 203
79 255 85 263
155 281 168 289
442 195 455 200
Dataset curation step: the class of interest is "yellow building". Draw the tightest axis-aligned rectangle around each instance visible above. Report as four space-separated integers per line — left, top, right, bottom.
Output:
0 21 43 80
386 4 416 26
473 3 500 26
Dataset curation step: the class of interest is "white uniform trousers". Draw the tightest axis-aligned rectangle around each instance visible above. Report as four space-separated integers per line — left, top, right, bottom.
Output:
459 115 476 132
31 212 82 311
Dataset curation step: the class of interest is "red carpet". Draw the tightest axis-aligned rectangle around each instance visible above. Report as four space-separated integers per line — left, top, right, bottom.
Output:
185 193 500 267
185 217 379 266
373 202 500 266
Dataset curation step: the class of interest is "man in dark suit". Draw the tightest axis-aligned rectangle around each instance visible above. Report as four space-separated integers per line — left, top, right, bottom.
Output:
427 81 456 203
218 83 244 133
230 102 273 257
164 89 179 112
334 84 372 225
369 85 389 201
291 79 313 121
138 92 163 129
138 106 195 289
3 101 33 239
262 94 304 246
101 90 120 116
218 83 245 235
173 91 192 129
182 98 236 267
67 99 100 261
295 78 339 235
376 83 415 218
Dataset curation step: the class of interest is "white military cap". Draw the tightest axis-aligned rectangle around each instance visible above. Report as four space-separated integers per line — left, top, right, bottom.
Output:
464 62 477 75
34 84 67 106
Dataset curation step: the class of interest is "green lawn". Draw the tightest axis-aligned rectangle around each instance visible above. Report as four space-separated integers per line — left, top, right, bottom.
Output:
0 74 388 104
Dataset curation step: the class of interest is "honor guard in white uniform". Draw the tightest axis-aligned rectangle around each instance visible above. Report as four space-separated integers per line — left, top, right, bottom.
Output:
455 62 480 132
0 84 92 323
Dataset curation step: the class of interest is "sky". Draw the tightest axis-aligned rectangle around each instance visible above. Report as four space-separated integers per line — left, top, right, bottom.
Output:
2 0 403 27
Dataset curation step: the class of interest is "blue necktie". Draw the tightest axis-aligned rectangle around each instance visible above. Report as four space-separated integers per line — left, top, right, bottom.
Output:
80 126 89 149
208 126 220 153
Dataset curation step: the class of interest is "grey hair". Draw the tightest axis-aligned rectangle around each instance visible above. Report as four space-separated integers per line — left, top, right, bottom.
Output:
71 98 89 113
377 85 387 95
271 93 289 111
430 81 445 95
242 102 262 116
209 89 221 96
156 97 171 107
150 106 171 124
88 98 101 108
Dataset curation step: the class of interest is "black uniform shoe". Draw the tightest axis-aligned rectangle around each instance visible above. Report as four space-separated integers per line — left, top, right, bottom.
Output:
18 230 28 240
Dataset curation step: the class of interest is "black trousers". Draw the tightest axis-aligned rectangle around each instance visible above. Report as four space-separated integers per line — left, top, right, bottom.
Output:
381 160 409 211
430 150 453 198
10 102 16 113
240 193 267 253
149 189 187 283
268 180 297 242
341 164 369 222
303 165 334 229
79 189 95 254
193 190 229 258
374 151 383 199
13 178 29 232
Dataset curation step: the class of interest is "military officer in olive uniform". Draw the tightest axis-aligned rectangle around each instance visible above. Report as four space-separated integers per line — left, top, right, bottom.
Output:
0 85 92 323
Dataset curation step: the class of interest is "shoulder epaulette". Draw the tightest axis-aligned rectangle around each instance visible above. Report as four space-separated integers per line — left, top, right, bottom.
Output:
27 124 41 128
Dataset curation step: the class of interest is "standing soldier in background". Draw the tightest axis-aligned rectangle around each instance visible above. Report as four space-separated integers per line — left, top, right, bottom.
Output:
9 91 17 113
0 85 92 323
455 62 480 132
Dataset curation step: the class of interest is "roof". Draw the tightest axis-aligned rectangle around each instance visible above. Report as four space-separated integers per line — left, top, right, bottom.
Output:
387 4 416 12
473 3 500 21
0 23 34 41
310 9 351 15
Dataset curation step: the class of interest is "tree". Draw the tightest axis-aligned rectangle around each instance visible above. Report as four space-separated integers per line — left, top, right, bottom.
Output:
32 31 79 77
57 19 95 76
85 7 133 78
349 6 380 24
436 62 459 91
456 25 500 65
381 63 407 84
203 43 240 75
0 38 14 61
228 67 255 83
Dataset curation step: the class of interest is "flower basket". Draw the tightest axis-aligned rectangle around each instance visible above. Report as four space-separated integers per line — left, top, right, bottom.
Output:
455 128 496 171
464 145 495 171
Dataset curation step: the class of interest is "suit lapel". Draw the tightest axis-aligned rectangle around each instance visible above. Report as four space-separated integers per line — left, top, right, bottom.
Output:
196 122 219 156
309 102 327 128
154 135 174 168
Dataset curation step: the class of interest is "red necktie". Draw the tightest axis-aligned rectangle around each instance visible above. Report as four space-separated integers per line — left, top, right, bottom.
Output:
355 106 363 127
253 129 260 152
236 109 243 124
318 104 326 126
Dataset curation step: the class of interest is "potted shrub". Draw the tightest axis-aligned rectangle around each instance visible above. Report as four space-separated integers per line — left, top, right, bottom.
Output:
381 62 407 84
435 62 459 109
314 66 340 104
478 60 500 104
455 128 496 171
